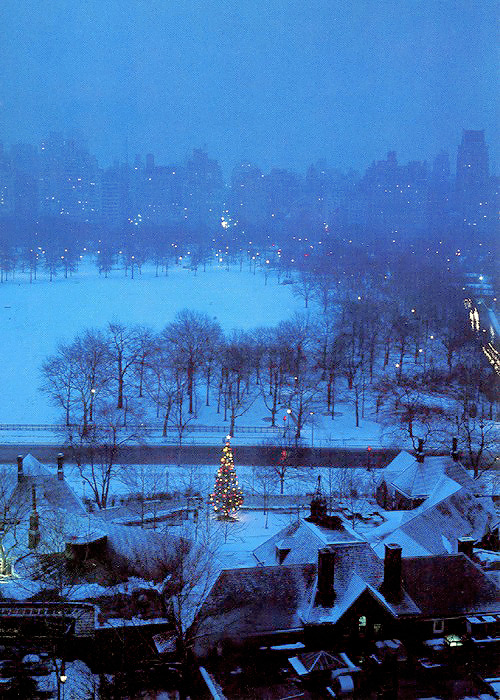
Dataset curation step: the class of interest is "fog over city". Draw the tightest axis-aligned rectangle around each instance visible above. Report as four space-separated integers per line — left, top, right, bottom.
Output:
0 0 498 173
0 2 498 699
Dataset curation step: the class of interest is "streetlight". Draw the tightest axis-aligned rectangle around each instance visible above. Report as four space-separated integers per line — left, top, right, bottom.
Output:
89 388 95 422
309 411 314 448
56 660 67 700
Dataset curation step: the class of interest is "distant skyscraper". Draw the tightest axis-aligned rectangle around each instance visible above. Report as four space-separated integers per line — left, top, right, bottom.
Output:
456 130 489 195
455 130 493 232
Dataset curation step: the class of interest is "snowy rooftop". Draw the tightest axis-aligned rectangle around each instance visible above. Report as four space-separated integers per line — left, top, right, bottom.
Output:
372 485 496 557
253 517 361 566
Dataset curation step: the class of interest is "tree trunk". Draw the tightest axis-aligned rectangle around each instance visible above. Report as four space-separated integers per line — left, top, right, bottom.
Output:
188 360 194 413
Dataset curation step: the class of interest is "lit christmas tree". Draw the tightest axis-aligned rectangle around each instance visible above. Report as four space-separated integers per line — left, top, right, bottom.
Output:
210 436 244 519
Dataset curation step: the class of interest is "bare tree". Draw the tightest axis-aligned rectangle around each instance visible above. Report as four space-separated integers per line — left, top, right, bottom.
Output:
0 470 29 576
292 269 316 308
40 346 74 426
107 322 142 409
220 332 258 435
333 467 370 529
283 379 321 442
120 465 165 528
69 401 145 509
376 374 445 445
314 318 345 418
169 374 195 464
41 329 112 433
161 529 222 698
164 309 223 414
132 325 158 398
313 272 336 314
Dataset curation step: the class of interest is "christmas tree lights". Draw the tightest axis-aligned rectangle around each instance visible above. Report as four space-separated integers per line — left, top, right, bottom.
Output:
210 436 244 518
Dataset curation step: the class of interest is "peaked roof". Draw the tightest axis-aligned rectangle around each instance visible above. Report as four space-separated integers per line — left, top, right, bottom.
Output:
303 543 420 625
21 454 52 477
197 563 316 645
401 554 500 617
197 543 500 651
391 458 445 498
373 485 495 558
385 452 484 500
9 454 86 516
376 451 415 486
253 518 361 566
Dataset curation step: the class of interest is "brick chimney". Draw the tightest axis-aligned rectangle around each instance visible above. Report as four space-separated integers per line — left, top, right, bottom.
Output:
17 455 23 483
450 437 460 462
317 547 336 607
415 439 424 464
57 453 64 481
28 484 40 550
383 543 402 602
457 536 475 559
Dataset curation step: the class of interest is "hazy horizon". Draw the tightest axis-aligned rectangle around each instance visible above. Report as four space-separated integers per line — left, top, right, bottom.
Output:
1 0 498 175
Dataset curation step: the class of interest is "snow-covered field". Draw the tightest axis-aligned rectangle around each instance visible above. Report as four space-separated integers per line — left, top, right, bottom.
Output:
0 260 300 424
0 258 388 446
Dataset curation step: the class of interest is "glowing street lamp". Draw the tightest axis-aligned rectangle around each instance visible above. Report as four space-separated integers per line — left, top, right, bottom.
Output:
89 388 96 422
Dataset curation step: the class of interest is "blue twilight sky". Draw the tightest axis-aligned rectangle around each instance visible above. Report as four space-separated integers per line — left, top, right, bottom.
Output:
0 0 498 175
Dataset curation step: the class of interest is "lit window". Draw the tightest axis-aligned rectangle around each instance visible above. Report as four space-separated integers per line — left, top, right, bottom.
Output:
445 634 462 648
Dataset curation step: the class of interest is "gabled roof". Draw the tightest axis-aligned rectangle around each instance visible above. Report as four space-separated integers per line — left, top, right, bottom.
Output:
10 454 86 516
303 543 420 625
384 452 484 500
197 545 500 650
21 454 52 478
373 485 495 557
376 451 415 486
402 554 500 617
197 563 316 643
253 518 361 567
391 458 445 499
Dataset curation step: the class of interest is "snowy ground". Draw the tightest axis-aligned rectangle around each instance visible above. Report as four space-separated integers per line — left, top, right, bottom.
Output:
0 256 394 448
0 259 301 424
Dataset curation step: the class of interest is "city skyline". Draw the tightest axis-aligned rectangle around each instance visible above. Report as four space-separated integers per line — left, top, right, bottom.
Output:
1 126 497 178
0 1 498 176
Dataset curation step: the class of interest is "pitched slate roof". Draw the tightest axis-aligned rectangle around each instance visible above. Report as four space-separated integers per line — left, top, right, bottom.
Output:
376 451 415 487
303 543 420 625
197 563 316 644
384 452 484 500
392 458 444 498
373 485 495 558
253 518 361 566
11 454 86 516
197 544 500 652
401 554 500 617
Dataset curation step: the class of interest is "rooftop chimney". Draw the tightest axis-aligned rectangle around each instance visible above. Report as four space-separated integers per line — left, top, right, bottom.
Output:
383 543 402 602
17 455 23 483
28 484 40 550
57 453 64 481
451 437 460 462
457 536 475 560
317 547 336 607
415 439 424 464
